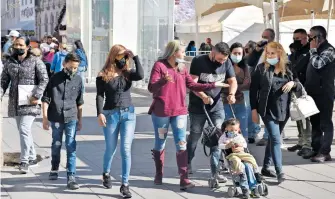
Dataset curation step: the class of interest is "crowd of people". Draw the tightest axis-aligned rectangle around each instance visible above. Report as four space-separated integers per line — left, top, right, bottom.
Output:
0 25 334 199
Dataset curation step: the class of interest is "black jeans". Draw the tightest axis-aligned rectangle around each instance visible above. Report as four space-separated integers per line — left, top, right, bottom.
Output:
310 95 334 155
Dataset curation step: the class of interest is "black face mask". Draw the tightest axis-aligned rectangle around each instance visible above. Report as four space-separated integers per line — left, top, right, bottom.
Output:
12 48 25 56
115 55 128 70
293 39 303 50
212 54 223 67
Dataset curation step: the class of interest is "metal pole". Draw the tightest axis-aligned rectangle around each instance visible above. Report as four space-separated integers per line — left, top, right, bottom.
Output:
327 0 333 35
311 10 315 27
195 15 199 55
262 2 268 28
270 0 279 42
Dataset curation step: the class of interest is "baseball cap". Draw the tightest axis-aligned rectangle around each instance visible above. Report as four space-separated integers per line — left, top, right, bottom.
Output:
6 30 20 37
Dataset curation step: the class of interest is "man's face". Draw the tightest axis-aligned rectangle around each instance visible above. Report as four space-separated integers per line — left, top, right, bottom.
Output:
63 61 79 74
262 30 273 42
212 51 229 64
47 38 52 44
293 32 308 46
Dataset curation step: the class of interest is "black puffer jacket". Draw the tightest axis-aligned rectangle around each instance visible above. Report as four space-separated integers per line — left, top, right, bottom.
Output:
1 52 49 117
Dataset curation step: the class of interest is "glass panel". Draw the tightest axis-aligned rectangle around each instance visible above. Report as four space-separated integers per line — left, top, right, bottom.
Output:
137 0 174 86
91 0 111 77
66 0 81 45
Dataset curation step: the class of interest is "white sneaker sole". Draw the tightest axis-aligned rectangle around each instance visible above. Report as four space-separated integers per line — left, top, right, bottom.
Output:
28 163 39 168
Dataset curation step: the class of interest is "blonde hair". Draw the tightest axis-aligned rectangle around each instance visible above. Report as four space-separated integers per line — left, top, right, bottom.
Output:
263 42 288 75
159 40 182 60
100 44 130 82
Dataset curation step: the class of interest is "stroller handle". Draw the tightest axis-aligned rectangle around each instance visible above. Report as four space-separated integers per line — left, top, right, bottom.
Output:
202 103 236 127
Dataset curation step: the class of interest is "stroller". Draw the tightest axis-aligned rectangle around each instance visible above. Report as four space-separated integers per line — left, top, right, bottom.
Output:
201 104 269 197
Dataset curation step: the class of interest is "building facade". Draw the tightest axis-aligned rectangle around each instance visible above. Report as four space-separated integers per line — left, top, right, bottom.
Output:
35 0 65 40
1 0 24 36
66 0 175 85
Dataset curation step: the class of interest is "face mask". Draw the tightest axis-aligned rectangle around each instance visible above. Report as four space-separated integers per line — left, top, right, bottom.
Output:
293 39 303 50
230 54 243 64
64 68 76 77
12 48 25 56
267 57 279 66
115 56 128 70
226 131 236 138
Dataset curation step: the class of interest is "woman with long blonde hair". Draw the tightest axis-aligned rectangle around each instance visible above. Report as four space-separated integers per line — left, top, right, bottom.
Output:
148 40 228 190
250 42 302 183
96 44 143 198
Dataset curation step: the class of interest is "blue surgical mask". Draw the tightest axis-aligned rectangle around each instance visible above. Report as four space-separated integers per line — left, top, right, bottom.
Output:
230 54 243 64
226 131 235 138
266 57 279 65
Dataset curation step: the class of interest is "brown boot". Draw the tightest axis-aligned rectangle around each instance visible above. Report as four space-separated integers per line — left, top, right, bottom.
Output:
151 149 165 185
176 150 195 191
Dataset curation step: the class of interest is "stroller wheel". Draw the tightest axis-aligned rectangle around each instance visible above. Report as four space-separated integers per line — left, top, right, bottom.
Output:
227 187 237 198
262 184 269 196
208 178 219 189
257 184 264 196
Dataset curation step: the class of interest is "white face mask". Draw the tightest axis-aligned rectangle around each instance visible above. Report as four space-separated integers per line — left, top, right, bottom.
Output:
230 54 243 64
175 58 185 64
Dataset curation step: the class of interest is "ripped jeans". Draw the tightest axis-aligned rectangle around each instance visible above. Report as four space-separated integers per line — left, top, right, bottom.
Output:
224 103 248 138
152 114 187 151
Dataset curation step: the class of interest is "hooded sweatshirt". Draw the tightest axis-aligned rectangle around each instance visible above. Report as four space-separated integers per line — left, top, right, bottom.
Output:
51 50 68 73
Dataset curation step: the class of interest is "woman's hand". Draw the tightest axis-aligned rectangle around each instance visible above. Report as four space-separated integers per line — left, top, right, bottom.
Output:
98 114 107 127
163 71 174 83
282 81 295 93
125 50 135 58
251 109 259 124
214 82 230 88
29 96 39 105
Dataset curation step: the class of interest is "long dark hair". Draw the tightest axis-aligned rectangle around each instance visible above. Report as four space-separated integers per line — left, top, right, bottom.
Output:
74 40 86 54
186 40 195 52
230 42 246 69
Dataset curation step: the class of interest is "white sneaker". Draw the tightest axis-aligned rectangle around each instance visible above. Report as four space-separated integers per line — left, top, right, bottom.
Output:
217 174 227 183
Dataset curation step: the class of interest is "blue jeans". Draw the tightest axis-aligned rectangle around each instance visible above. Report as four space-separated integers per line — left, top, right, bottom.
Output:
152 114 188 151
243 91 261 138
187 110 225 176
102 106 136 185
77 70 85 93
224 103 248 138
51 120 77 176
261 115 287 174
235 163 257 190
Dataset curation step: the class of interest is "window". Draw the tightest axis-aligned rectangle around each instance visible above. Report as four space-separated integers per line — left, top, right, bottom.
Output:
45 14 49 33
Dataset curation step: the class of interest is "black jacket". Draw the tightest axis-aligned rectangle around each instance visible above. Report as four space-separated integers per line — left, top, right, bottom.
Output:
305 40 335 98
247 49 263 68
290 43 310 84
250 63 302 118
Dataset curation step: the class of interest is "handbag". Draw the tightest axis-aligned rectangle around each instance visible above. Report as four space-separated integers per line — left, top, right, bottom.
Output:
290 83 319 121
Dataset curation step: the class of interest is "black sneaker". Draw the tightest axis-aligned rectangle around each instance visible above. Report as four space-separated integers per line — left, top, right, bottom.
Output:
102 173 112 189
256 138 267 146
254 173 263 183
297 148 311 156
248 138 255 144
302 150 317 159
120 184 132 198
18 162 29 174
67 176 80 190
28 159 39 167
241 187 249 199
261 168 276 178
277 173 285 184
49 170 59 180
287 144 302 152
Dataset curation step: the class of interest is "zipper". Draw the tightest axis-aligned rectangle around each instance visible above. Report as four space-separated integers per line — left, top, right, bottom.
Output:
262 68 273 117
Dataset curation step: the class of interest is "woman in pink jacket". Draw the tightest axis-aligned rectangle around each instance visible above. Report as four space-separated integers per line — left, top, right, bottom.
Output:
148 40 228 190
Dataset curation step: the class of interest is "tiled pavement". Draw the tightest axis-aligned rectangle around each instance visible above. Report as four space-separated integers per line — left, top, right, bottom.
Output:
1 89 335 199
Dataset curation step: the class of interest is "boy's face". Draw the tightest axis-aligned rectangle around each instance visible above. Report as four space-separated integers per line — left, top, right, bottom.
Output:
63 61 79 74
225 124 240 134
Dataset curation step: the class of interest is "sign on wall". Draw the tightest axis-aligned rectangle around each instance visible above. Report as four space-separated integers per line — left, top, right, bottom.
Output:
20 1 35 22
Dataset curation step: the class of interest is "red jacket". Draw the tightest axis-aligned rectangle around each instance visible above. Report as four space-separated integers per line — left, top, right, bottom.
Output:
148 60 215 117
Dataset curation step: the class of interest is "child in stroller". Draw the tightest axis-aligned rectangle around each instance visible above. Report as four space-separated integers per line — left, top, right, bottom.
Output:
219 118 268 198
